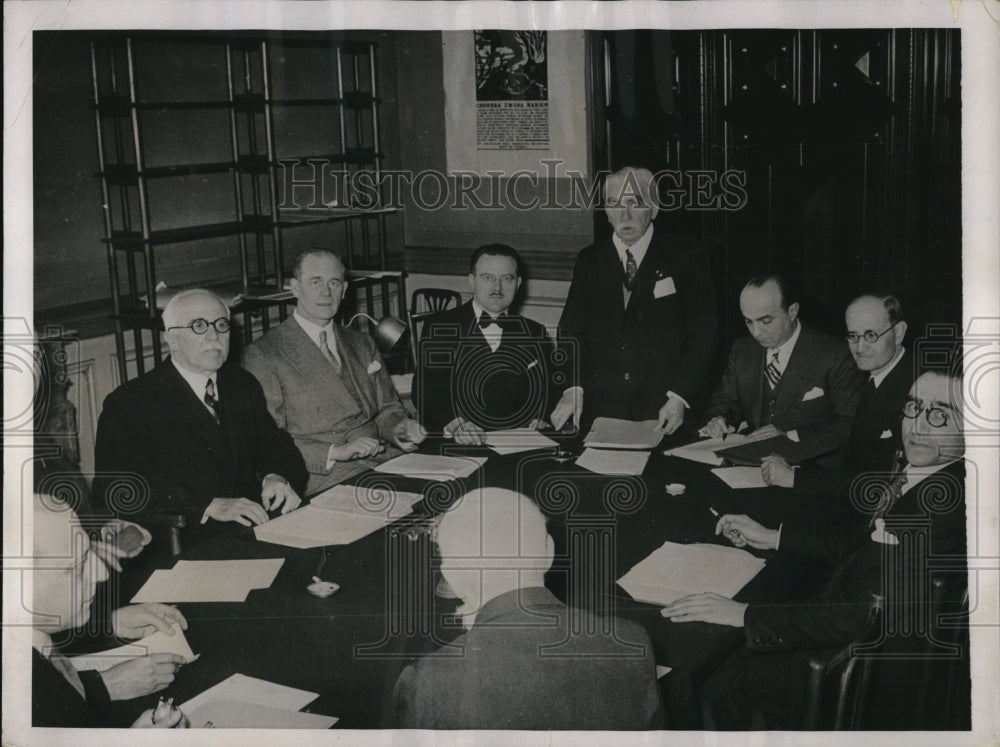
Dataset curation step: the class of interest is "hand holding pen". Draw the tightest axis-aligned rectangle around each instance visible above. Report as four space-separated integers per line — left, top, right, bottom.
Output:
710 509 780 551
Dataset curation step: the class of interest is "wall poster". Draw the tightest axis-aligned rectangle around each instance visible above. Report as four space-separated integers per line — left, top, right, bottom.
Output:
474 30 549 151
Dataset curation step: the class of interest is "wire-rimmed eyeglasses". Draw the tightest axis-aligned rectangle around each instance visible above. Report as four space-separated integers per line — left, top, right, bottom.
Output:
845 320 900 345
901 397 951 428
167 317 231 335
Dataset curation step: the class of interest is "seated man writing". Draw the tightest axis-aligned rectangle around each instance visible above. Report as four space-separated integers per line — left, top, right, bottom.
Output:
244 249 426 494
413 244 561 444
94 290 306 554
664 366 968 729
392 488 664 730
32 493 190 728
700 274 864 464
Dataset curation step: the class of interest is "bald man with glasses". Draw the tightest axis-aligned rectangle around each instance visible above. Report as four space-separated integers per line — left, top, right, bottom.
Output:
95 289 306 557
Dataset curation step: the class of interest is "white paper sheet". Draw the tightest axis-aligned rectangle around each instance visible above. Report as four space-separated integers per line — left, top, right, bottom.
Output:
185 698 338 729
130 558 285 603
254 506 388 549
576 448 650 475
710 466 768 489
617 541 767 606
309 484 423 518
483 428 558 454
179 673 318 715
584 417 663 449
69 623 198 672
664 434 750 466
373 453 487 479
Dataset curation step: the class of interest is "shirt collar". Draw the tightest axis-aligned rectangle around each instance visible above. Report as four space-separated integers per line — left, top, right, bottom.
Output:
870 346 906 388
612 223 655 268
32 628 55 656
769 319 802 363
293 309 336 346
171 358 217 399
901 457 960 495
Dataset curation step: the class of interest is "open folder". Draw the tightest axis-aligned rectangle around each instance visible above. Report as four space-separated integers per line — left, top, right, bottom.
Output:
584 418 663 449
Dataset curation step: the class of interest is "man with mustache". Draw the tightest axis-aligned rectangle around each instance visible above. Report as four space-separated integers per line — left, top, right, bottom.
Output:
95 289 306 555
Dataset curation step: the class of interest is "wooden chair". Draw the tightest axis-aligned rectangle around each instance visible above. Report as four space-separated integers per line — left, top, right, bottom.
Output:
408 288 463 370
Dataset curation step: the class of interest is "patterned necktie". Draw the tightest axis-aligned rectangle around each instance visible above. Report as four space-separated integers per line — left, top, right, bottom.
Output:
318 330 342 374
204 379 220 424
623 249 638 291
765 349 782 389
872 454 908 524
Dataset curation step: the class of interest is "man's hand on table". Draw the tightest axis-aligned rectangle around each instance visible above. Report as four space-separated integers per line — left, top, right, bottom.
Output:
660 592 748 627
698 415 734 439
715 514 780 551
261 474 301 513
747 424 785 440
550 387 583 431
132 706 189 728
655 396 685 435
112 603 188 640
100 653 188 701
393 418 427 452
330 437 385 461
201 497 269 526
444 416 486 445
761 455 795 488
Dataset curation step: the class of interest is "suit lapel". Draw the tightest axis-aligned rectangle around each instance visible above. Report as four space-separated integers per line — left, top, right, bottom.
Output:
331 325 377 415
771 325 813 422
275 318 364 416
158 361 230 453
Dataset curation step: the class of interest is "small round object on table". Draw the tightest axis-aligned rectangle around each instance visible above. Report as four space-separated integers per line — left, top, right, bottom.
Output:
665 483 686 496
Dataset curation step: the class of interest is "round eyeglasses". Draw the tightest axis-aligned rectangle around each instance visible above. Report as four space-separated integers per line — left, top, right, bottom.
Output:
901 398 950 428
167 317 231 335
845 320 900 345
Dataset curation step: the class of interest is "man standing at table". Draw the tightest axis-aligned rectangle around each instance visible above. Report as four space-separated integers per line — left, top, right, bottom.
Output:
761 293 915 492
94 290 305 552
552 166 718 434
392 488 664 730
700 274 864 463
244 249 426 494
413 244 560 444
31 493 190 728
663 367 968 729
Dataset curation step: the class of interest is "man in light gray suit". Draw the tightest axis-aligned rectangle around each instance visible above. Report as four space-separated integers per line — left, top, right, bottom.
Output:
244 249 426 494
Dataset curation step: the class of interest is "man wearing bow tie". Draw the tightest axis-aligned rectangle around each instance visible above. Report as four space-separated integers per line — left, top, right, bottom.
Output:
553 166 718 434
244 249 426 493
700 274 864 464
413 244 560 444
94 289 306 555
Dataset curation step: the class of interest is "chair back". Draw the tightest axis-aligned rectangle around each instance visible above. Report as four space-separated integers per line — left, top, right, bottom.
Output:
408 288 463 369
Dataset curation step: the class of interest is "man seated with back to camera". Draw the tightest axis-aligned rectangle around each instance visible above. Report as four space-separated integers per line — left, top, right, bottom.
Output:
700 274 864 467
412 243 563 444
663 364 968 729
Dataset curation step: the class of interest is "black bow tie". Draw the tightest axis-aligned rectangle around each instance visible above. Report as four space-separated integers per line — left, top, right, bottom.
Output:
478 311 507 329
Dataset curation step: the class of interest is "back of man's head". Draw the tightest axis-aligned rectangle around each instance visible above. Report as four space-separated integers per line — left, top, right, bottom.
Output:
436 489 553 615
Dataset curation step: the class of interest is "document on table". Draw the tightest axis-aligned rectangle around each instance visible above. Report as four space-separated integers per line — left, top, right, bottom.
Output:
710 466 768 489
309 483 423 519
576 448 650 476
373 453 487 480
130 558 284 603
664 434 749 466
617 541 767 606
70 623 198 672
179 673 335 728
483 428 558 454
584 417 663 449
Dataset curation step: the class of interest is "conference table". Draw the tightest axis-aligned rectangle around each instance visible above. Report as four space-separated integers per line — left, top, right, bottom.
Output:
104 433 851 729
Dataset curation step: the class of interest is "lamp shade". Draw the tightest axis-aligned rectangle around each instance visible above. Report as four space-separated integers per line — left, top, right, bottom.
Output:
344 313 408 354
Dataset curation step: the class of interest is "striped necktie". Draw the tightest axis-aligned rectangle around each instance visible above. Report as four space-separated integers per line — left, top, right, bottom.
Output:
318 330 342 374
623 249 638 291
204 379 220 424
765 349 782 389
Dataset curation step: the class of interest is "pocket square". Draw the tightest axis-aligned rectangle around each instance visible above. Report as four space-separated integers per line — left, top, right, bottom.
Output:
653 276 677 298
367 360 382 374
801 387 825 401
870 518 899 546
880 429 893 439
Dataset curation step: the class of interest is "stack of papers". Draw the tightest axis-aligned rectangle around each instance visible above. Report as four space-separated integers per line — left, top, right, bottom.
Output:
70 623 198 672
710 466 768 489
254 484 424 549
664 434 749 466
584 418 663 449
373 453 487 480
576 448 650 475
483 428 558 454
617 541 767 605
179 673 337 729
130 558 284 603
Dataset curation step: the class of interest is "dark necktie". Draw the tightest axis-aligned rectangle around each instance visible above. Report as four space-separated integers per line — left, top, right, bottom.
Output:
623 249 638 291
765 350 782 389
204 379 220 424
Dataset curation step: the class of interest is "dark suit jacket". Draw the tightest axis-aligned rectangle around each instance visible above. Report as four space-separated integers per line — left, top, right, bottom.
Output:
558 228 718 422
32 649 108 727
93 360 307 528
413 302 559 432
704 323 864 460
243 317 409 493
392 587 665 730
794 350 916 496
